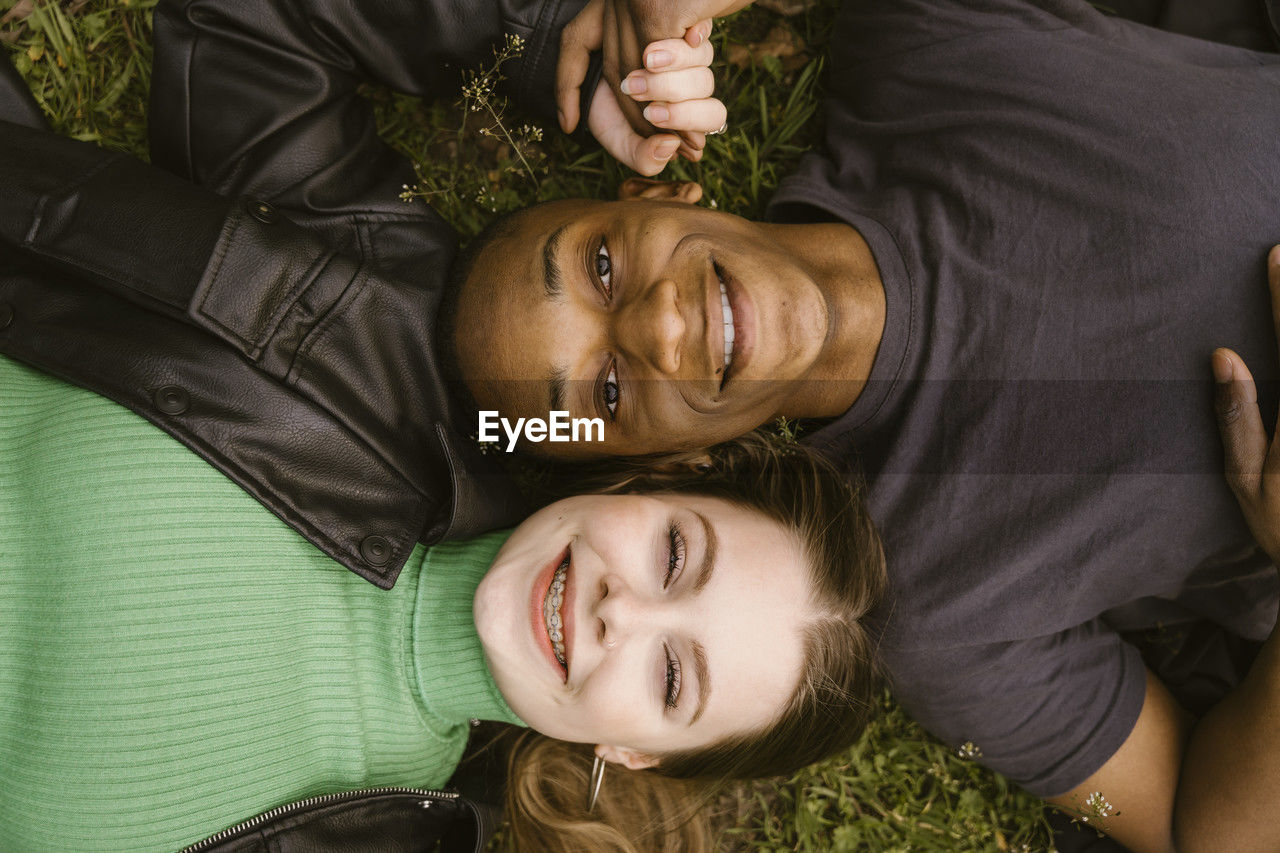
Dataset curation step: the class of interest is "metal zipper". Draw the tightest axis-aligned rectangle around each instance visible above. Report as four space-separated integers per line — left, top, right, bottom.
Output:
179 786 461 852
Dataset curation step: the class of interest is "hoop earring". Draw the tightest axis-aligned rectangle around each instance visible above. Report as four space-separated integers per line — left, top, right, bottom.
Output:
587 754 606 813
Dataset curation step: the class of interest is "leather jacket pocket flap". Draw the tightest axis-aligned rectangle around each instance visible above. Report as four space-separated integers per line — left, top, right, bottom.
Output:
193 204 355 368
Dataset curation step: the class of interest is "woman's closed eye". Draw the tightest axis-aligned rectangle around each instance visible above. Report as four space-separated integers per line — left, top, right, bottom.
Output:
664 522 685 589
660 523 686 709
663 644 682 709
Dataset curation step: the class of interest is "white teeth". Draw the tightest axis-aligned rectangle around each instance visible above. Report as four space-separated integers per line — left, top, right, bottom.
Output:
719 280 735 371
543 559 568 667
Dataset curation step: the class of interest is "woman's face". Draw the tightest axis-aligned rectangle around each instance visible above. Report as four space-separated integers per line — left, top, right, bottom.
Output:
474 493 815 768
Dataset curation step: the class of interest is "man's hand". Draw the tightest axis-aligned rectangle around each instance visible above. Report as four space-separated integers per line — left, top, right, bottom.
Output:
1213 245 1280 563
558 0 744 175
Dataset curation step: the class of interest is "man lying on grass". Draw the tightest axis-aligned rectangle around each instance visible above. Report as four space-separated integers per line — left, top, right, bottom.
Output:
447 1 1280 850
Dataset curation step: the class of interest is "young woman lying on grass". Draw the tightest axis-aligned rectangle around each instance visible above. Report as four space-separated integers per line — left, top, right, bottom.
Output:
0 354 884 852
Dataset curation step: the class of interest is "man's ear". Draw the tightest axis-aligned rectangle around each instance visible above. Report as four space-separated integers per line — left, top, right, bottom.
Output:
648 450 714 474
595 743 661 771
617 177 704 205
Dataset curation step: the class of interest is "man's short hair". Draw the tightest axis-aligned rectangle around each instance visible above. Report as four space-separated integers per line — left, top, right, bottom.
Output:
436 207 530 411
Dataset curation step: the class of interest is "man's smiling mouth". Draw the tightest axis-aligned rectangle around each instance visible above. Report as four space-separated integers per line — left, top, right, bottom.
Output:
719 276 735 377
715 260 745 390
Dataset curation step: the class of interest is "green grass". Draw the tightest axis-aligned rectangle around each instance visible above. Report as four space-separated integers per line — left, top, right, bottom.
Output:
2 1 1058 849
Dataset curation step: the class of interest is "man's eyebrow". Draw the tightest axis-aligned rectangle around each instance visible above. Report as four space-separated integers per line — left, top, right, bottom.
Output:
690 639 711 726
548 366 569 414
688 510 718 726
542 222 570 300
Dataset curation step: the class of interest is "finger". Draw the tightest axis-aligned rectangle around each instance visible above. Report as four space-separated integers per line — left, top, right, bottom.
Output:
606 132 680 176
1270 244 1280 366
675 131 706 162
676 128 704 153
620 66 715 103
642 37 715 73
684 18 713 47
642 98 728 134
1213 348 1268 499
557 0 604 133
587 80 680 175
635 133 684 175
602 2 653 137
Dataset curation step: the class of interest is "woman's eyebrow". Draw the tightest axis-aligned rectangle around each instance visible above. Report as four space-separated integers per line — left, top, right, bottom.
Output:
690 639 711 726
542 222 570 300
687 512 717 725
693 511 718 593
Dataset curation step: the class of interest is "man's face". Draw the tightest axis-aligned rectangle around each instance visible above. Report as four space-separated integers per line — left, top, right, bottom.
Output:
454 191 835 456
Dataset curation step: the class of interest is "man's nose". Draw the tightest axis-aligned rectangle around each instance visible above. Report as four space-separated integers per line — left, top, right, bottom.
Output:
615 278 685 375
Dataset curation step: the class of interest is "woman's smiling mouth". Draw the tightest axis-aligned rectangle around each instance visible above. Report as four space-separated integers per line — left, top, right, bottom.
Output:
543 554 568 667
532 545 574 683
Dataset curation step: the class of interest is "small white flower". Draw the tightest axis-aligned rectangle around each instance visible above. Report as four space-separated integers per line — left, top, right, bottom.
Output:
1084 791 1114 818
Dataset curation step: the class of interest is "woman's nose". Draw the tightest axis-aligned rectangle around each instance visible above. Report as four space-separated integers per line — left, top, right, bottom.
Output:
593 580 653 648
615 278 684 375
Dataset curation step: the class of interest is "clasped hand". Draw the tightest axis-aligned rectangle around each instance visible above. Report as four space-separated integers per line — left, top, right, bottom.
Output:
557 0 749 175
1213 246 1280 565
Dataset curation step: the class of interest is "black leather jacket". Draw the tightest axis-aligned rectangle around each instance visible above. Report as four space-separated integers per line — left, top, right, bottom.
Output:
179 787 497 853
1 2 585 847
0 0 588 588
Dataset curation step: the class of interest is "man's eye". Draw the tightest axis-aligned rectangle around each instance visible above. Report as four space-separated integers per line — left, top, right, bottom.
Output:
664 522 685 589
664 644 682 710
602 362 619 418
595 241 613 298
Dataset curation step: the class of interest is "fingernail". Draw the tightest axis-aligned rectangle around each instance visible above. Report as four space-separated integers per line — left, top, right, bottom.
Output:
645 104 670 124
619 76 646 96
1270 245 1280 266
646 50 673 69
1212 350 1233 384
657 139 679 159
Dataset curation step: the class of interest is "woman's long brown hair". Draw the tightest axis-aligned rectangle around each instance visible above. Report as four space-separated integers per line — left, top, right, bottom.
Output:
492 433 887 851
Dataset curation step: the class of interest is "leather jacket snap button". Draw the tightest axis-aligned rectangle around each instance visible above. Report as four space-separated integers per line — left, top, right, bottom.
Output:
245 199 277 224
154 385 190 415
0 303 12 331
360 535 392 566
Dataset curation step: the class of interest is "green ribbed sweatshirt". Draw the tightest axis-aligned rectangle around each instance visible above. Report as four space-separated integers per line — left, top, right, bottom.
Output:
0 356 524 852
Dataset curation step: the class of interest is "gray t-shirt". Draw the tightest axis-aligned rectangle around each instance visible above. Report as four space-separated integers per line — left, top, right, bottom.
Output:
770 0 1280 796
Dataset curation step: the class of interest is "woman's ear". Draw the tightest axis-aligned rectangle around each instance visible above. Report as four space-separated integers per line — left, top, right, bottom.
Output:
595 743 660 771
617 177 704 205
